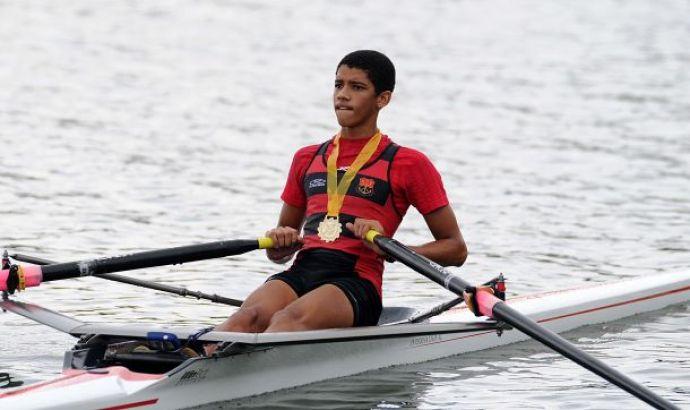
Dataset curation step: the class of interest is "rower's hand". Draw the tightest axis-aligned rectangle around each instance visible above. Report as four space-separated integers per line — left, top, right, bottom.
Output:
265 226 303 263
463 285 495 317
346 218 386 256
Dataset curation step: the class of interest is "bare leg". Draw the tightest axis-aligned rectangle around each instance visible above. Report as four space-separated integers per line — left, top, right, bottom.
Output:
204 280 297 355
265 284 354 332
214 280 298 332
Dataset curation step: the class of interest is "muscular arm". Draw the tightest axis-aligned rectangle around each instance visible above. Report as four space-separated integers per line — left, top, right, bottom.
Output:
276 202 305 231
265 203 306 263
408 205 467 266
348 205 467 266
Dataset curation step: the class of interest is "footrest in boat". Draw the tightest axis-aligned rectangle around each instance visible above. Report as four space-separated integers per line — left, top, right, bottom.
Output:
103 340 198 373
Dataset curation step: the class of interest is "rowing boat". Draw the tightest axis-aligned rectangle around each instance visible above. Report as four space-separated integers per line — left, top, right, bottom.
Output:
2 271 688 409
1 236 686 408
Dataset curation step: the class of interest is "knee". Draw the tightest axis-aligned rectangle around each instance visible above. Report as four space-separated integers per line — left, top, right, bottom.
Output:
235 306 262 324
267 306 306 332
220 306 264 332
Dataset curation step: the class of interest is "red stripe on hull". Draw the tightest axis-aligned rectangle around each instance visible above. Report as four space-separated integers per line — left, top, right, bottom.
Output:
414 284 690 348
539 284 690 324
0 366 163 399
100 398 159 409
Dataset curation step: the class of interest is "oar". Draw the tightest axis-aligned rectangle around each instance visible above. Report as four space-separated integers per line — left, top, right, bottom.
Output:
365 231 679 410
9 253 243 307
405 274 505 324
1 238 274 293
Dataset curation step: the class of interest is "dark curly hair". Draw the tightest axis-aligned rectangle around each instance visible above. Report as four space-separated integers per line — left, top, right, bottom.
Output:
337 50 395 94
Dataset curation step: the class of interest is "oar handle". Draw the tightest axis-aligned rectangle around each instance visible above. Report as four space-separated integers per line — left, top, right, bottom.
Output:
1 237 274 292
258 237 274 249
364 230 381 244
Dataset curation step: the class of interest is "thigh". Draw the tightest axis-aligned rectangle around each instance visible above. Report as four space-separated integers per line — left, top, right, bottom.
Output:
215 280 298 332
265 284 354 332
242 279 298 312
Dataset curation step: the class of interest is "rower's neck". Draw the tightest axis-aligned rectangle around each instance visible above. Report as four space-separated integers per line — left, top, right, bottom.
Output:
339 124 378 140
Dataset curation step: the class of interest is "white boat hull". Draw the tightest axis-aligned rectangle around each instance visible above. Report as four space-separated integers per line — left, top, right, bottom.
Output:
2 271 689 409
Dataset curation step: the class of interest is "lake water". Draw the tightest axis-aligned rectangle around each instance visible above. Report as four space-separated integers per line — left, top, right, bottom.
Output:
1 0 689 408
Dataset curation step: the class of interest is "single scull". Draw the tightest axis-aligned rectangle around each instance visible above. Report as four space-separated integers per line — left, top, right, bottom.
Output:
0 238 687 409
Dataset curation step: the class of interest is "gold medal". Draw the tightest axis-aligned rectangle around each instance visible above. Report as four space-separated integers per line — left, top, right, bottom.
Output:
319 131 382 242
317 216 342 242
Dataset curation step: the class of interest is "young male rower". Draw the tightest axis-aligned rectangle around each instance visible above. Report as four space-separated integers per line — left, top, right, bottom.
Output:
207 50 469 353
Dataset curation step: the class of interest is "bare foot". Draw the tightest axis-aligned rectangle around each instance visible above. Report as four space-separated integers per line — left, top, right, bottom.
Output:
203 343 219 356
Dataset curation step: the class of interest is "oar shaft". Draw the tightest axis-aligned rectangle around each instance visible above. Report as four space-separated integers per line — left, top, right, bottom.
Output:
493 302 679 410
41 239 265 281
1 238 273 292
369 232 678 410
367 233 472 292
102 272 244 306
11 253 243 307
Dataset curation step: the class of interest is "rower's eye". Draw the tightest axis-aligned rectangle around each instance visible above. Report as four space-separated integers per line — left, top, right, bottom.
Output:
335 82 343 89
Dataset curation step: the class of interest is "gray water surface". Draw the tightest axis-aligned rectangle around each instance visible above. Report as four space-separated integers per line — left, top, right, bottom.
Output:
1 1 689 409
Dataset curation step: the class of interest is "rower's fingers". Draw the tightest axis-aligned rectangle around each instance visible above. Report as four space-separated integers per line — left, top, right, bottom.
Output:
360 220 382 239
348 219 384 240
359 222 370 239
267 228 286 248
354 219 367 238
278 232 286 248
274 227 301 248
265 230 278 248
355 221 364 238
373 223 384 237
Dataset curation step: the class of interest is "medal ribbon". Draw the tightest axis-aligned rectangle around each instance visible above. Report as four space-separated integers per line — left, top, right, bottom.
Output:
326 131 382 217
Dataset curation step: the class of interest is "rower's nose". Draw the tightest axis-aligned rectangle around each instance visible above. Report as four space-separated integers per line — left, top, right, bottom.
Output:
335 86 350 101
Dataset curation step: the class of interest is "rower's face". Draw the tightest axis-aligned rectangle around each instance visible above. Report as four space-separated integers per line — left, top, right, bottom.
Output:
333 66 390 128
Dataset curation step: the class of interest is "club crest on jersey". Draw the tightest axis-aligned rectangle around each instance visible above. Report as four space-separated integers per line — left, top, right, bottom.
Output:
357 177 375 196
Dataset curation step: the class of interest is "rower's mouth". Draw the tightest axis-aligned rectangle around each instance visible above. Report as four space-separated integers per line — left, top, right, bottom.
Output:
335 105 353 111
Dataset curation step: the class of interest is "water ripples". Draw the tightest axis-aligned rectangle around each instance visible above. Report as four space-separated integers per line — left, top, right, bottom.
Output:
1 0 689 408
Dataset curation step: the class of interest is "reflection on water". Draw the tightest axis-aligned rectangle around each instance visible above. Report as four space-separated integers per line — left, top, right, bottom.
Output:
1 0 689 408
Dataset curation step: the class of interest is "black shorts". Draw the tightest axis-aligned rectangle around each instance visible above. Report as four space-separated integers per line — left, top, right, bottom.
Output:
266 249 382 327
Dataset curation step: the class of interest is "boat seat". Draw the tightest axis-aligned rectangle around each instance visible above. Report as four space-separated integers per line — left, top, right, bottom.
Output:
377 306 417 325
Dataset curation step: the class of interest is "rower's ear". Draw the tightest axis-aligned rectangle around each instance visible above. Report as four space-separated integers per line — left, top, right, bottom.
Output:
376 91 392 110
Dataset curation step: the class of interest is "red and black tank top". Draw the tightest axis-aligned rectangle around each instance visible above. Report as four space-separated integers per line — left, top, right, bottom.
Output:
299 139 402 295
